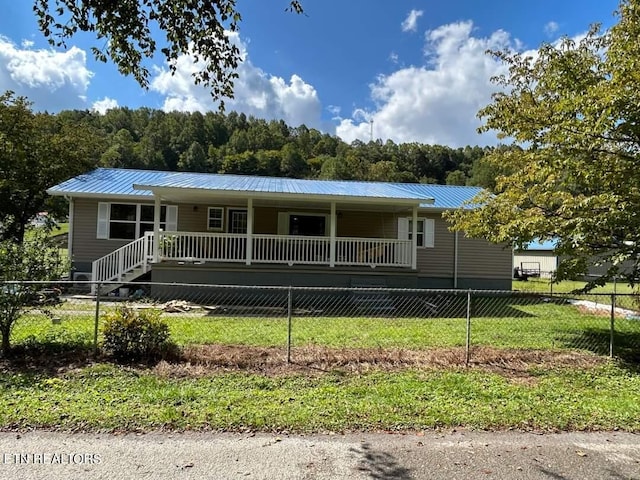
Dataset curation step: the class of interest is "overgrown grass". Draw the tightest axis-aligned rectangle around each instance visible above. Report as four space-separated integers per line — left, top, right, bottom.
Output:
0 362 638 432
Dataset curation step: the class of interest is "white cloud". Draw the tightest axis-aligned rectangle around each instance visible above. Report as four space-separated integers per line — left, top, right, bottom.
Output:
326 105 341 117
0 35 92 111
150 32 323 129
336 21 524 147
92 97 119 114
544 21 560 37
402 10 424 33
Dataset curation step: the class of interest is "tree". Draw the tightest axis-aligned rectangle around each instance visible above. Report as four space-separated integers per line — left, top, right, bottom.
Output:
445 170 467 186
446 0 640 286
0 92 101 242
178 141 207 172
0 232 66 355
34 0 303 108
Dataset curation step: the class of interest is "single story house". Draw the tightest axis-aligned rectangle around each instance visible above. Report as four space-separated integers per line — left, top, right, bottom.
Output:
47 168 513 291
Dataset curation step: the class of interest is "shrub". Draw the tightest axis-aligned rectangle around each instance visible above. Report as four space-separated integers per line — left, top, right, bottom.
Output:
102 306 173 360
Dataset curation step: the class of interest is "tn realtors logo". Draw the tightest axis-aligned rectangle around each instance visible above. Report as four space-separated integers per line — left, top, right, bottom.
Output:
2 452 102 465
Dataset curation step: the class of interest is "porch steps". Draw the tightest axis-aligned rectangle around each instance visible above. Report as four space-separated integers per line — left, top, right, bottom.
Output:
97 266 146 295
350 278 396 315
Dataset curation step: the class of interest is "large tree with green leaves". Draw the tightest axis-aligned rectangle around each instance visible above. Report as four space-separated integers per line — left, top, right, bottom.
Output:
446 0 640 286
34 0 303 107
0 232 66 355
0 91 101 242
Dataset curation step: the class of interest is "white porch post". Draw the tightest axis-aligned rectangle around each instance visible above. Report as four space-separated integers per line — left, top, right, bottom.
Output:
411 205 418 270
153 194 161 262
245 197 253 265
329 202 336 267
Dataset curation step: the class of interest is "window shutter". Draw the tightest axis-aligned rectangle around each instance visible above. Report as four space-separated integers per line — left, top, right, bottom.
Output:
166 205 178 232
277 212 289 235
96 203 109 239
424 218 435 248
397 217 409 240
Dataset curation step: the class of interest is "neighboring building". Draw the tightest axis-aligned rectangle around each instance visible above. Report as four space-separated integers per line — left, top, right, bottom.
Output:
47 168 513 291
513 239 558 278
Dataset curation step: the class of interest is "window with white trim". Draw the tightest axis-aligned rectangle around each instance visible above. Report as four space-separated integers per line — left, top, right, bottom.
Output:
97 203 177 240
207 207 224 231
398 217 435 248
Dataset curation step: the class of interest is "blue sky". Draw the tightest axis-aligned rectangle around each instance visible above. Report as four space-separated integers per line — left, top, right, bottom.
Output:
0 0 620 146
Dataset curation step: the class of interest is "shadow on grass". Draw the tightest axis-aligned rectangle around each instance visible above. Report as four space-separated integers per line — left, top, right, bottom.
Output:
1 337 181 378
560 327 640 364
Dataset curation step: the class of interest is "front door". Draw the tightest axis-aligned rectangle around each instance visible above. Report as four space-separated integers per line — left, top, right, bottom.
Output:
228 209 248 233
227 209 248 260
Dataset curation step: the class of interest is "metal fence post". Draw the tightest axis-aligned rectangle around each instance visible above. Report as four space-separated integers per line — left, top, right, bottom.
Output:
465 289 472 366
94 282 101 355
286 286 293 364
610 293 616 358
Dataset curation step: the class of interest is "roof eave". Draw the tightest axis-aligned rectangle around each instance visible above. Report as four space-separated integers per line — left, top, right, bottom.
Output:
133 184 435 206
46 190 152 201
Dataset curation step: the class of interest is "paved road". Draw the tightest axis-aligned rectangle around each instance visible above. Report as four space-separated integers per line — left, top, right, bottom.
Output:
0 431 638 479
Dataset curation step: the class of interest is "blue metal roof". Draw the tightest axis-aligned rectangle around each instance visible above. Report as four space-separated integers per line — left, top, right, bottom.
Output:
47 168 173 197
134 171 431 201
47 168 485 208
394 183 484 209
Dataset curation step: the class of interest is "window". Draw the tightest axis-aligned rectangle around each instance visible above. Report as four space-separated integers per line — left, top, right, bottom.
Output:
277 212 328 236
207 207 224 231
97 203 177 240
398 217 434 248
289 214 326 236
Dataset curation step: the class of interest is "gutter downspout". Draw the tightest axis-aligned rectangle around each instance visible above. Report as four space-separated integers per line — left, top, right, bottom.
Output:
453 230 459 289
65 196 74 271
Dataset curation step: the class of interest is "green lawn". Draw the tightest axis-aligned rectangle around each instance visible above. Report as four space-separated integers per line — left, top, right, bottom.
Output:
12 299 640 355
50 222 69 237
513 277 636 295
513 278 639 311
4 299 639 432
0 363 638 432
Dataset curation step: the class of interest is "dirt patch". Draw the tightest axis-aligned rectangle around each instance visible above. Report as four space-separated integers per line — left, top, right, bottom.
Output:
151 345 609 380
1 344 610 380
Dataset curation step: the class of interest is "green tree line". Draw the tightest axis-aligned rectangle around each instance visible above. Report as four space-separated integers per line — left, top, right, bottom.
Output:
55 106 502 186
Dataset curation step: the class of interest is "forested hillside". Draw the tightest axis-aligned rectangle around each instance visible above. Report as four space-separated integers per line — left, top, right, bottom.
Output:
58 107 505 188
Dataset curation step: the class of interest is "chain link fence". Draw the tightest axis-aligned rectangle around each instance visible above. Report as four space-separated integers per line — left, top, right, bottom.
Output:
3 280 640 366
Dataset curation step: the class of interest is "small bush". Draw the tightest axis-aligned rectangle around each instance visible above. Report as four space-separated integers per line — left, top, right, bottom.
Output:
102 306 173 360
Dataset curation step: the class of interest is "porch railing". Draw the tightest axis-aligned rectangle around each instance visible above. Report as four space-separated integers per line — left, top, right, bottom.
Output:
91 232 153 287
91 232 413 288
253 235 330 265
159 232 247 263
336 237 412 267
158 232 412 268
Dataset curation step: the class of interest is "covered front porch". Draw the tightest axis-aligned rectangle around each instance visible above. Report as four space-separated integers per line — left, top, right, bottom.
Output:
146 183 427 270
91 177 433 285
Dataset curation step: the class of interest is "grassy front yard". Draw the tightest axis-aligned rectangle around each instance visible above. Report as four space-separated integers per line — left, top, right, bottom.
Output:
12 299 640 354
1 362 639 432
1 298 639 433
